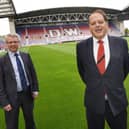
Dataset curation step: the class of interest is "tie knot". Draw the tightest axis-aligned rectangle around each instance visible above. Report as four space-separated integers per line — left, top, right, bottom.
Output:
14 53 18 57
98 40 103 44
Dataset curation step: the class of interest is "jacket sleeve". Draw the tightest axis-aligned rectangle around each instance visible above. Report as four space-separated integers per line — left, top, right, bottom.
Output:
27 54 39 92
123 39 129 79
0 58 9 107
76 43 85 83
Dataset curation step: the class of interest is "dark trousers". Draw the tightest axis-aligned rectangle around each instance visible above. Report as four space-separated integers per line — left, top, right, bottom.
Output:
4 91 36 129
86 101 127 129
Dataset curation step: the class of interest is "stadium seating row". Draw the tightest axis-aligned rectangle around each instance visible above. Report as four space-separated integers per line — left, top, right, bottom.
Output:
15 22 121 45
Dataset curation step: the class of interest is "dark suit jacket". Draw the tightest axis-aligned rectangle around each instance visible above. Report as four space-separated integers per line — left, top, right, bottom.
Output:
76 36 129 116
0 52 39 107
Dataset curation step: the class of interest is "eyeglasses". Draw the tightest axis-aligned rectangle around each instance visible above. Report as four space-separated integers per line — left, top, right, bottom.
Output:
7 41 19 44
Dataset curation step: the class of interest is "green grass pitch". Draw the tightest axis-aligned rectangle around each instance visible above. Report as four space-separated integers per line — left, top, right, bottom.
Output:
0 37 129 129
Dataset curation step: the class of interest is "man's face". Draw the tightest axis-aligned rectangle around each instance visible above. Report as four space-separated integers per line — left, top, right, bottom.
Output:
6 37 20 52
89 12 108 40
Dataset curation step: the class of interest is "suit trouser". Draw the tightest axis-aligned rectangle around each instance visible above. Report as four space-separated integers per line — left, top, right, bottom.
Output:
86 101 127 129
4 90 36 129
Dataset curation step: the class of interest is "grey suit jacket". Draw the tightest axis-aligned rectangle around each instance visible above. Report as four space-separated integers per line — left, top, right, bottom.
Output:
76 36 129 116
0 52 39 107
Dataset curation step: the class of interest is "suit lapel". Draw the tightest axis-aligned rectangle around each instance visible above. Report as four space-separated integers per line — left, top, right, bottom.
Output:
87 38 100 75
104 36 114 74
5 53 16 79
19 52 29 76
88 38 96 64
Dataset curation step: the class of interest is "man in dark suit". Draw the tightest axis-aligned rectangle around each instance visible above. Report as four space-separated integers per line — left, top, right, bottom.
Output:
76 9 129 129
0 33 39 129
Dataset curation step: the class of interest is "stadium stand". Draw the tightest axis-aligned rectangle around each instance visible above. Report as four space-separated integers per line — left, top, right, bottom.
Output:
16 22 121 45
0 36 5 50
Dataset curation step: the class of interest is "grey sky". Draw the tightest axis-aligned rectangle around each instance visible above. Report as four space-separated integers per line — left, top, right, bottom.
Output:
12 0 129 13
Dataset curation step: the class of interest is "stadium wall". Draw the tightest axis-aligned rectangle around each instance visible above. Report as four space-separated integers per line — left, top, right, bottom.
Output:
16 22 121 45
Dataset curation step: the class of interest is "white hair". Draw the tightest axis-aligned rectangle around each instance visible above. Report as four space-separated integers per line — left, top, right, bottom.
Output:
5 33 21 43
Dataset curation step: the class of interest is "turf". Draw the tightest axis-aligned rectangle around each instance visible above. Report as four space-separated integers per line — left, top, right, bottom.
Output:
29 43 86 129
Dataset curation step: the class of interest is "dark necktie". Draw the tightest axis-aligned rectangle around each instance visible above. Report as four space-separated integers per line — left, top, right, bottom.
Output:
97 40 105 74
15 53 27 91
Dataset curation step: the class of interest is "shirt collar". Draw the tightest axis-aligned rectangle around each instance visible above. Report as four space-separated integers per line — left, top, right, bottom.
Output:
93 35 108 44
8 51 20 57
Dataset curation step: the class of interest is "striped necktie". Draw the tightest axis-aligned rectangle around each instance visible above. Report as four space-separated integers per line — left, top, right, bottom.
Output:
97 40 105 74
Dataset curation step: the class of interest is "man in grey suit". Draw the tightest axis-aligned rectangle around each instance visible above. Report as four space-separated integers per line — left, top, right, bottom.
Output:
76 9 129 129
0 33 39 129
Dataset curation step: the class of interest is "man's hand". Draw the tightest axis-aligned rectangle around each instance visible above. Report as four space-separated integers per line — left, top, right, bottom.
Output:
32 91 39 99
3 104 12 112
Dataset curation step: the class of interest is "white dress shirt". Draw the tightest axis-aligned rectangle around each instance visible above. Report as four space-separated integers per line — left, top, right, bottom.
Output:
93 35 110 69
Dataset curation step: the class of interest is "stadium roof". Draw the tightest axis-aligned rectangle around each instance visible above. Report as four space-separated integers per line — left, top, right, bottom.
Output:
0 0 129 20
12 0 129 25
12 0 129 14
0 0 16 18
15 7 121 19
